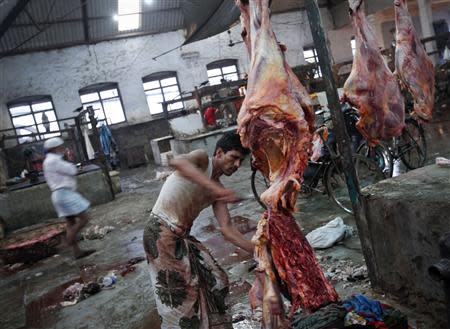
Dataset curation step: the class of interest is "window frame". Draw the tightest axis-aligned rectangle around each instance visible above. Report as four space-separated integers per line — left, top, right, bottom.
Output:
303 46 322 79
206 59 240 85
142 71 184 117
79 82 127 126
7 95 61 144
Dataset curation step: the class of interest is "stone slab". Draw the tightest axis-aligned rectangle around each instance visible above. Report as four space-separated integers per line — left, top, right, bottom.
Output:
362 164 450 325
2 168 113 231
170 126 236 156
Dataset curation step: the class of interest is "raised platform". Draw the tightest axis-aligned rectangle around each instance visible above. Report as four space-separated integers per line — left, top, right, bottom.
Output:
362 164 450 326
170 126 237 156
0 165 113 231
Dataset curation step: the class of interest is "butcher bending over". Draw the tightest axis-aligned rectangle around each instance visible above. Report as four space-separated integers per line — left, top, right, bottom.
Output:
143 132 254 329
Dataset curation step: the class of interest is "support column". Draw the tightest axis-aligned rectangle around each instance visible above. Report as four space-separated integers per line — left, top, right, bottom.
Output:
417 0 437 61
304 0 379 286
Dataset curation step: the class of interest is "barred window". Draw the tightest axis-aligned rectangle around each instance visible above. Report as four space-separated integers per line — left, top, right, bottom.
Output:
79 82 126 126
207 59 239 85
8 95 60 144
142 72 183 115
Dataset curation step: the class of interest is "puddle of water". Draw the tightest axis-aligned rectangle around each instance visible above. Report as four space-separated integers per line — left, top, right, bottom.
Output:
79 256 146 281
25 277 82 328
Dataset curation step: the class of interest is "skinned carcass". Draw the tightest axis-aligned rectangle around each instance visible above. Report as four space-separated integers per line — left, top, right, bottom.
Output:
236 0 339 327
395 0 435 121
342 0 405 146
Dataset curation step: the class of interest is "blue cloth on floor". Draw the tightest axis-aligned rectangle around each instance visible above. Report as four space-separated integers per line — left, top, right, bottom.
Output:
342 294 384 322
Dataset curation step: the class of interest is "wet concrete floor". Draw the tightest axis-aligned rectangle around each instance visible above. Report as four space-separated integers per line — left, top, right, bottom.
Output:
0 163 437 328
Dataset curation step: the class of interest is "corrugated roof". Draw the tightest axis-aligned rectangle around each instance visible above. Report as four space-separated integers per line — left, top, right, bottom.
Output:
0 0 186 56
0 0 345 56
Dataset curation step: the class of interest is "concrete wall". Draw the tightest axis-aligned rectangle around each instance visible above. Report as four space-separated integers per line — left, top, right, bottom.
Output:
0 9 354 134
0 8 360 173
109 118 171 168
362 165 450 328
0 168 113 231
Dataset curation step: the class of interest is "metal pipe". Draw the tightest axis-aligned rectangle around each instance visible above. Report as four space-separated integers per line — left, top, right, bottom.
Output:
303 0 379 281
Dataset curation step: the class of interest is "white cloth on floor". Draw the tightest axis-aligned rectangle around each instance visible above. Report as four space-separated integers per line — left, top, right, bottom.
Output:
436 157 450 168
306 217 350 249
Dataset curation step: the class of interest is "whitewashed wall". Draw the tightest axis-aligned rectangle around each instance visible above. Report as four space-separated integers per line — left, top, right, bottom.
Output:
0 8 354 136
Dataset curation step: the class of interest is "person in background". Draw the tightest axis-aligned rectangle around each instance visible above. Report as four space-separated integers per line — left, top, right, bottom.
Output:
204 106 218 128
43 137 95 259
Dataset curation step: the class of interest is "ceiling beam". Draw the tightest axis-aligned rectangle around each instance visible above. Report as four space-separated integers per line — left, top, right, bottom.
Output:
0 29 180 57
9 7 183 28
24 8 42 31
0 0 31 41
80 0 89 43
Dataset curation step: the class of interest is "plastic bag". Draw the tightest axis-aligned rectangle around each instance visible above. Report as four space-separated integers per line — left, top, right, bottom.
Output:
306 217 350 249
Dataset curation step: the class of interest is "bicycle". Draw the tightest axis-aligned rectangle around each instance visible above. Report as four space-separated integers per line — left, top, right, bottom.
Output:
357 116 427 177
251 127 385 215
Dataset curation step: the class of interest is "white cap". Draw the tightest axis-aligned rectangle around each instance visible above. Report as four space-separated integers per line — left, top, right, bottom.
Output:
44 137 64 150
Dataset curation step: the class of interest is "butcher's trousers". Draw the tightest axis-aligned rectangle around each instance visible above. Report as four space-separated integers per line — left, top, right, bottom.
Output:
143 213 232 329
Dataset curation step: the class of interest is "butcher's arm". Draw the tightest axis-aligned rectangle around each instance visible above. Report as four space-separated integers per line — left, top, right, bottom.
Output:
213 201 254 253
170 150 237 202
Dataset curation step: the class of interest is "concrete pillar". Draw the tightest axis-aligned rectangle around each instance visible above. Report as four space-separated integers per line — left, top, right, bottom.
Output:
417 0 437 62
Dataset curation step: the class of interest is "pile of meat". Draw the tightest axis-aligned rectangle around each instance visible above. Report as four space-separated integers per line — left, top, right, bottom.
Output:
343 0 435 146
236 0 339 327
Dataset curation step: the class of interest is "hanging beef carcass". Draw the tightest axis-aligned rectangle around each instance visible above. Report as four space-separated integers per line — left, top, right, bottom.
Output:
342 0 405 146
236 0 339 327
395 0 435 121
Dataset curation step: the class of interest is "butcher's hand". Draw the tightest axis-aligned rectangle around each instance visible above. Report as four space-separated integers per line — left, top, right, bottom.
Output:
213 187 240 203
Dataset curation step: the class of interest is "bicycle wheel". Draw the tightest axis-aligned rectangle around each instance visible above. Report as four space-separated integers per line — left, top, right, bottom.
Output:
398 118 427 169
357 142 394 177
251 169 269 210
325 155 385 215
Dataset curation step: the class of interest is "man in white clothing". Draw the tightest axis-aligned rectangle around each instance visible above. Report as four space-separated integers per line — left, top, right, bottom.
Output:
43 137 95 259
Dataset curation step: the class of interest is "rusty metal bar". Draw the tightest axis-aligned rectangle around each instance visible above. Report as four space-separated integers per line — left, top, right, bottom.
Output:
87 107 115 200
